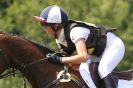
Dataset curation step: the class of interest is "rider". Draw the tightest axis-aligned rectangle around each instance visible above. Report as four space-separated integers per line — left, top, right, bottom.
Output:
34 5 125 88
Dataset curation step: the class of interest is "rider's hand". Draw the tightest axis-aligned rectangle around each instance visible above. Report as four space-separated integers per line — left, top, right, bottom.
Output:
46 53 62 64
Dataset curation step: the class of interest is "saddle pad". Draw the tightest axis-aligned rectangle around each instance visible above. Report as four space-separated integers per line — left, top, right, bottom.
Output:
118 79 133 88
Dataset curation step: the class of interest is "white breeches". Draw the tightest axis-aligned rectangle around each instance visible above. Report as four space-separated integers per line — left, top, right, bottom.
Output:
98 32 125 78
79 61 97 88
79 33 125 88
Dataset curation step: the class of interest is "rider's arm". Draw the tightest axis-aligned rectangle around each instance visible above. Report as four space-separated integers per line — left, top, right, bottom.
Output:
61 27 90 64
61 38 89 64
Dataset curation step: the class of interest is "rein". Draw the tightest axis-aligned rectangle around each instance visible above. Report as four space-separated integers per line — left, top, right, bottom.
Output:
0 57 48 79
0 56 48 88
0 57 84 88
0 49 84 88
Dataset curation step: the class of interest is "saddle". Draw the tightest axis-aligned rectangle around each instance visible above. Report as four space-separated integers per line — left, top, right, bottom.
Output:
89 61 133 88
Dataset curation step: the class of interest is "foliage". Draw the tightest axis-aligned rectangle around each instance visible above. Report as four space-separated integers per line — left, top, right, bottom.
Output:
0 0 133 88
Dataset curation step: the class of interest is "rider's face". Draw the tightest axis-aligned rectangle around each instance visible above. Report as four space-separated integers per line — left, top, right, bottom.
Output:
43 26 55 38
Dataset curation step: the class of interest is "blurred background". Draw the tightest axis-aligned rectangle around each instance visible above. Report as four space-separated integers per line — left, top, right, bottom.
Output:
0 0 133 88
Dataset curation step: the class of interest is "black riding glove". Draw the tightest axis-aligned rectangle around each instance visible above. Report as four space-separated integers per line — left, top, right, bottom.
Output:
46 53 62 64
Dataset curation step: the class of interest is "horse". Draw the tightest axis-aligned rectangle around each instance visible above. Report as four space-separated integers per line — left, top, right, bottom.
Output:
0 32 133 88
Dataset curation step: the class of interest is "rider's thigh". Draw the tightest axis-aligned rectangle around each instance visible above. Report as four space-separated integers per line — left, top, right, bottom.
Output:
98 32 125 79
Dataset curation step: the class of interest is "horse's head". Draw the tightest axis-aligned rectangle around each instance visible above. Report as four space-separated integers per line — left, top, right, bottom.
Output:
0 33 64 88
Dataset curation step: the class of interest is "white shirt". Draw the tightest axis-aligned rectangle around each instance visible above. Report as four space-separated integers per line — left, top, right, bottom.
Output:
70 27 90 44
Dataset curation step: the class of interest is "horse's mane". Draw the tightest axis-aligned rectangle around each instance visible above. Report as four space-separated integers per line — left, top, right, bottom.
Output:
0 32 55 54
28 40 55 54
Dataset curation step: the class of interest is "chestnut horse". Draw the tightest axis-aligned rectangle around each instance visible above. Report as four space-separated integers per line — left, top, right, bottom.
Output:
0 32 132 88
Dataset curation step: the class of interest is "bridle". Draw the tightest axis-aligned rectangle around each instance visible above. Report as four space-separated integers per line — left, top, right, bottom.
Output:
0 50 84 88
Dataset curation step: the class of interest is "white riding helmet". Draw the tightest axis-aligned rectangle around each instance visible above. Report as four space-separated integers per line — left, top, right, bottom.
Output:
35 5 68 25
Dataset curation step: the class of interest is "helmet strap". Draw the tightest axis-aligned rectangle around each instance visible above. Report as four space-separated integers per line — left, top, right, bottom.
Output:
51 24 62 38
51 25 58 38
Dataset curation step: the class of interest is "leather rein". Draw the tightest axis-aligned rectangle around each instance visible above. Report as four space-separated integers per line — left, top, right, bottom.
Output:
0 50 49 88
0 51 84 88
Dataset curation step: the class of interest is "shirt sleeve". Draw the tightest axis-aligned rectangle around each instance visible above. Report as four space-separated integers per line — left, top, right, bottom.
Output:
70 27 90 44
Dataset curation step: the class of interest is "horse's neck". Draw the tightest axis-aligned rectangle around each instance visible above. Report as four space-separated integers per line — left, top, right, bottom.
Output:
0 33 57 88
23 62 63 88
